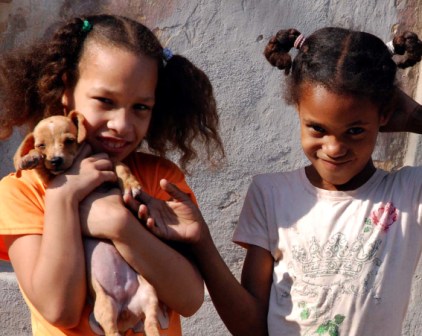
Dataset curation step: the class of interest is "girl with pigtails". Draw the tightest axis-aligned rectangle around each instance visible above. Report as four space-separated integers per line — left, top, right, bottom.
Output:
0 14 223 336
133 27 422 335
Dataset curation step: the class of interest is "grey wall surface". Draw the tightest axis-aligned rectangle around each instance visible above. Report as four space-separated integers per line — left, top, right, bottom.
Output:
0 1 421 335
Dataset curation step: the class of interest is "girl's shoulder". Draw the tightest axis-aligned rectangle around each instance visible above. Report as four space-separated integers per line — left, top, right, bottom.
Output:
251 167 304 187
123 152 195 201
383 165 422 184
124 152 182 175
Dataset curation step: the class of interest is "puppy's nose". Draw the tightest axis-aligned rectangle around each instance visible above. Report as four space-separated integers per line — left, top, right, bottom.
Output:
50 157 64 168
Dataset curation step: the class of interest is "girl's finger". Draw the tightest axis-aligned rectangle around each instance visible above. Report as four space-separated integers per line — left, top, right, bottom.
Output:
96 171 118 185
138 204 149 221
92 158 115 172
135 189 153 204
123 191 139 209
146 218 164 238
160 179 190 202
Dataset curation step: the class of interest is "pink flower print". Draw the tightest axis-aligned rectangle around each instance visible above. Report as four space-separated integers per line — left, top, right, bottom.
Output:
370 202 398 232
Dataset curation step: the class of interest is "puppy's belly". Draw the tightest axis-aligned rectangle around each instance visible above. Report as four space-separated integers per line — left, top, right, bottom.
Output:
84 238 139 302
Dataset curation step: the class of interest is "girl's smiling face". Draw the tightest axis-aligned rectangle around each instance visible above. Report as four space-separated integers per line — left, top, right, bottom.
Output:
298 84 389 191
62 42 158 162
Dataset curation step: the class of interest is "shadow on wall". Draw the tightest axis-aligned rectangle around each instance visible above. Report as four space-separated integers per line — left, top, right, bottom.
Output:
0 260 13 272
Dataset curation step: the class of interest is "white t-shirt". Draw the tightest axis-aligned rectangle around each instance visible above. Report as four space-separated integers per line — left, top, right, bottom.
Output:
233 167 422 336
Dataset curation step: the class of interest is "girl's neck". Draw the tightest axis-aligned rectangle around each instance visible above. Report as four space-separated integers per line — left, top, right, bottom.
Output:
305 160 377 191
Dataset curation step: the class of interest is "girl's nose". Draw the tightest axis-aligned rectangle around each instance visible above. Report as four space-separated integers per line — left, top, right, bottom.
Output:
107 109 132 135
322 136 347 158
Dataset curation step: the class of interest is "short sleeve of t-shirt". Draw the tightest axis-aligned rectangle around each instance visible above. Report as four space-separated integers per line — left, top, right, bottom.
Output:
0 170 46 260
233 177 271 250
124 152 197 205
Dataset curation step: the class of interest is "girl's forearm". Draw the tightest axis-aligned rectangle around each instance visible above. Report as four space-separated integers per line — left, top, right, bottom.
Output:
111 215 204 317
381 89 422 133
190 231 268 336
24 193 86 327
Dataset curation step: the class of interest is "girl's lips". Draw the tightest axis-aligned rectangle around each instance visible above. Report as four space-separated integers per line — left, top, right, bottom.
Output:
320 158 351 170
96 137 131 154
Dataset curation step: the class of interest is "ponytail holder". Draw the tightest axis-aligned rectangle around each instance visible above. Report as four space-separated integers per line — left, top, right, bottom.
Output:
163 48 173 62
294 34 306 49
386 40 395 55
82 19 92 33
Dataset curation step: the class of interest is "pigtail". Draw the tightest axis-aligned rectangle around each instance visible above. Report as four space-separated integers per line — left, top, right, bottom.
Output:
0 17 90 140
38 17 91 115
390 31 422 69
264 28 302 75
148 54 224 171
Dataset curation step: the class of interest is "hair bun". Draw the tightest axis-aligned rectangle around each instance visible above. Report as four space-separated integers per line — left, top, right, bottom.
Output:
393 31 422 69
264 28 301 75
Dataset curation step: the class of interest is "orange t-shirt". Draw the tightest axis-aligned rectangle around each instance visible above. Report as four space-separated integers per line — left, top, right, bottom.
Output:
0 152 197 336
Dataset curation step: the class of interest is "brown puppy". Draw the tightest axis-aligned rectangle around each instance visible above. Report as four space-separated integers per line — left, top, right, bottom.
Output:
14 111 142 198
14 111 162 336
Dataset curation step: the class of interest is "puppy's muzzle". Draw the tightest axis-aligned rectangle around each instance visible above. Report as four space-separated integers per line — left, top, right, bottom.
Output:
46 156 66 174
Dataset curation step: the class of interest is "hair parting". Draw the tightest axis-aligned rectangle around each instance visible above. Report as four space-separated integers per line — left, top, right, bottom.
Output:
264 27 422 107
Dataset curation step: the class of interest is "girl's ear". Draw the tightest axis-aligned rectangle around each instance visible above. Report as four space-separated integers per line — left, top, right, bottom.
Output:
61 89 69 108
379 97 396 127
379 111 392 127
61 74 74 114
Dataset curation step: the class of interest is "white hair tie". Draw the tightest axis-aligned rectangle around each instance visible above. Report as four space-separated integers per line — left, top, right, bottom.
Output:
386 41 395 55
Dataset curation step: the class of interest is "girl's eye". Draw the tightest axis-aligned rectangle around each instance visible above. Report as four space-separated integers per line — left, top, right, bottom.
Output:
134 104 152 114
347 127 364 135
95 97 113 105
309 125 325 133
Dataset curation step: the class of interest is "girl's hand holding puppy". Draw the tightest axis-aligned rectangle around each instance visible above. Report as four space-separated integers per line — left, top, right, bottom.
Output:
47 144 117 203
79 187 131 240
124 179 207 245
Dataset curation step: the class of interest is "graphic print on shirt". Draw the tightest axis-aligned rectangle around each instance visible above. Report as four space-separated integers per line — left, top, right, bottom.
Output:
289 202 398 336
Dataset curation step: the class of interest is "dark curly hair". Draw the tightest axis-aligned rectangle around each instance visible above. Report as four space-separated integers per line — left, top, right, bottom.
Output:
0 14 224 170
264 27 422 110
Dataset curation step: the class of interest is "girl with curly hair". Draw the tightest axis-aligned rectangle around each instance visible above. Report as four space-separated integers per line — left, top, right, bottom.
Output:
0 14 224 336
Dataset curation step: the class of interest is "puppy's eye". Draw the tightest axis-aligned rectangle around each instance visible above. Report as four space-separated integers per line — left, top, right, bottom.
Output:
35 144 46 150
64 138 76 145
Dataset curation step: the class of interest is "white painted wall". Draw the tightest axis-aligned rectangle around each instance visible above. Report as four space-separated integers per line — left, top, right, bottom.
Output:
0 1 420 335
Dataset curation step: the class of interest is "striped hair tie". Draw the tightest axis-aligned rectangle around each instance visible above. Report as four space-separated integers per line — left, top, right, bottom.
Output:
294 34 306 49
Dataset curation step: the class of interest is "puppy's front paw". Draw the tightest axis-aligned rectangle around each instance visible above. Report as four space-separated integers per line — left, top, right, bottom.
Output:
124 178 142 200
115 162 142 199
18 152 44 170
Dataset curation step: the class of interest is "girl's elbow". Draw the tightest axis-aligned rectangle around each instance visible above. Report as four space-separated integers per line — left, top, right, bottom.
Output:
179 284 204 317
41 302 83 328
45 311 82 329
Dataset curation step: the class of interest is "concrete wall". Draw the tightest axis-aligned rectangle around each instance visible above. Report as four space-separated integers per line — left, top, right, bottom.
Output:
0 1 421 335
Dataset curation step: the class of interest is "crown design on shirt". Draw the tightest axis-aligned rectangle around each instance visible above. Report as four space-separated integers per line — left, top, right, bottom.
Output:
291 232 382 278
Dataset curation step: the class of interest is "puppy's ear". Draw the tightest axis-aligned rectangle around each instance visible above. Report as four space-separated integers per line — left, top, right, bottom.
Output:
68 110 87 143
14 133 35 170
